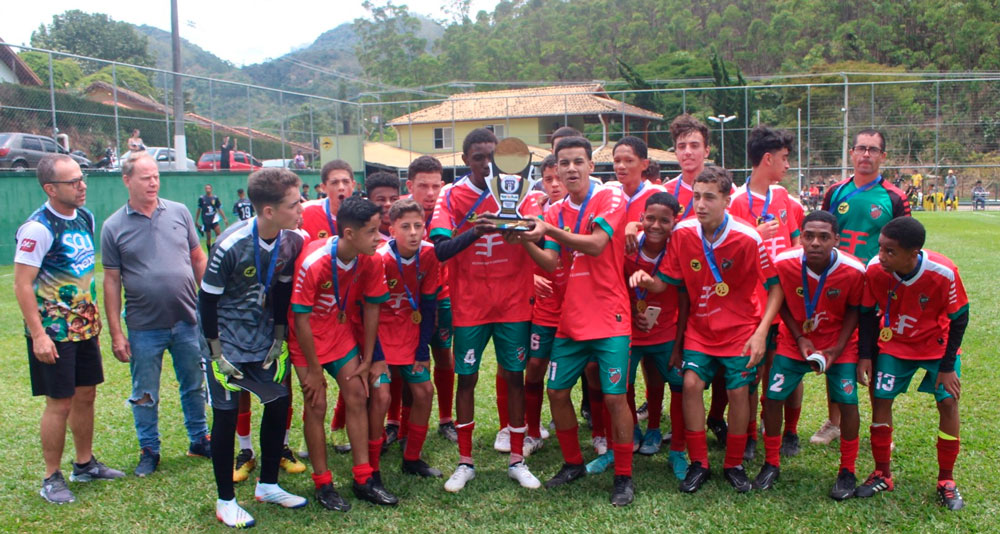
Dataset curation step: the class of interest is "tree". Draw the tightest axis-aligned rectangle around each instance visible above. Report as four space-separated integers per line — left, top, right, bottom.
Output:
18 51 84 89
30 10 154 72
354 1 434 86
77 65 160 101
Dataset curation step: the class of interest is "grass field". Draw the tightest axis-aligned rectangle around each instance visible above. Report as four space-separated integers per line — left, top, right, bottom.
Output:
0 211 997 533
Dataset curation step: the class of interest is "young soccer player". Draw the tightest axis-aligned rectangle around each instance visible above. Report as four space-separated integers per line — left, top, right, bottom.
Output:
366 171 400 246
199 168 308 528
289 196 396 510
663 115 712 222
514 136 636 506
631 166 783 494
753 210 866 500
300 159 355 240
855 217 969 510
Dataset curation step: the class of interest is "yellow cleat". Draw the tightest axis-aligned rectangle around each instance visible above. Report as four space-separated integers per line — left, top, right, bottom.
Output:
280 447 307 474
233 449 256 483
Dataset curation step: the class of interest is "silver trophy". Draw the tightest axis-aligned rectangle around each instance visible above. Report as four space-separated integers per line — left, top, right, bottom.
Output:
483 137 537 231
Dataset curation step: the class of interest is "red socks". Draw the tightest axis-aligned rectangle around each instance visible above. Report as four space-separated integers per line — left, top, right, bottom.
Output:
509 426 526 463
496 373 509 430
870 425 893 475
404 424 428 462
937 436 960 481
613 441 633 477
669 392 686 452
764 434 782 467
840 437 859 474
724 433 749 469
311 469 332 489
687 429 709 467
784 405 802 435
368 438 383 472
352 463 373 485
525 381 544 439
433 364 454 423
556 427 584 465
747 417 758 438
236 411 251 437
457 421 475 464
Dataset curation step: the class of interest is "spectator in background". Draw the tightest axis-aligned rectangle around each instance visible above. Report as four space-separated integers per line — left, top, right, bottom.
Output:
643 160 662 185
293 151 307 170
233 188 255 221
220 137 235 171
127 129 145 153
301 184 311 202
972 180 988 210
944 170 958 211
315 183 327 199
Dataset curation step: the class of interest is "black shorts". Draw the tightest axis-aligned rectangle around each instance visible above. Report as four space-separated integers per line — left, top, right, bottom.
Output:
28 336 104 399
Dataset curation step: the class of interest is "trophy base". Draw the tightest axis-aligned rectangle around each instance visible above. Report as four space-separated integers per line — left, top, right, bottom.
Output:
482 215 535 231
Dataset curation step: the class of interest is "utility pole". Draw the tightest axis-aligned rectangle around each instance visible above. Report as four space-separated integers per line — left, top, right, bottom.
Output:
171 0 187 171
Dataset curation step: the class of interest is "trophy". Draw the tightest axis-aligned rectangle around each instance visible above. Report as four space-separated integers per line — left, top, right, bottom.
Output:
483 137 537 231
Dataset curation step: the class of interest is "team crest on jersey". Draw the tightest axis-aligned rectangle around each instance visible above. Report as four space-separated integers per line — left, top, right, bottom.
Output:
19 239 36 252
721 259 733 271
690 259 702 271
387 278 398 289
318 230 329 238
608 368 622 385
779 209 787 223
795 286 805 297
321 281 332 289
870 204 883 219
516 346 526 362
919 293 930 310
826 288 841 299
243 266 257 278
841 379 854 395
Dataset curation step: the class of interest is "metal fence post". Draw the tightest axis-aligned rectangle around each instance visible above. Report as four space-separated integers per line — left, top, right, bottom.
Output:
842 74 849 180
797 108 802 194
308 103 315 156
163 72 171 151
935 81 941 174
246 85 253 161
209 79 216 158
806 86 811 182
47 52 57 136
112 64 121 157
870 83 875 128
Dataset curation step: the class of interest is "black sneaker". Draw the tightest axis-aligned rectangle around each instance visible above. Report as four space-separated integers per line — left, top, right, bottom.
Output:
382 424 399 454
854 470 894 498
438 421 458 443
580 405 593 429
610 475 635 507
134 448 160 478
353 473 398 506
40 471 75 504
70 456 125 482
316 483 351 512
780 432 801 457
743 437 757 461
724 465 752 493
707 417 728 446
753 462 780 490
402 458 442 478
187 435 212 458
679 461 711 493
830 468 856 501
937 480 965 511
544 463 586 489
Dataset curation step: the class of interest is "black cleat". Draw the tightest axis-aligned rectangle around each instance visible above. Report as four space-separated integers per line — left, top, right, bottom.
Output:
382 424 399 454
753 462 780 490
679 461 711 493
353 473 398 506
744 437 757 461
316 483 351 512
707 417 728 446
829 468 856 501
724 466 752 493
580 405 593 429
610 475 635 506
402 459 442 478
544 463 586 489
855 470 894 498
780 432 801 457
438 422 458 443
937 480 965 511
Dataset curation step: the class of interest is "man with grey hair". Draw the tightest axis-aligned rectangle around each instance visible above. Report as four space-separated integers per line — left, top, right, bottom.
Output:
102 152 210 478
15 154 125 504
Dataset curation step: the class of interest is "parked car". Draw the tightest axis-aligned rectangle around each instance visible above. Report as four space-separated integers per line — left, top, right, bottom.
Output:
0 132 92 170
120 147 197 171
262 158 294 168
197 150 262 171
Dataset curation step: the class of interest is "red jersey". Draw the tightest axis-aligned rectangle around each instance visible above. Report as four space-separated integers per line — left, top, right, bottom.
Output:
862 250 969 361
532 199 571 328
429 176 542 326
773 248 866 363
375 240 440 365
300 198 338 241
729 184 803 259
624 232 678 346
665 176 736 221
658 215 779 356
289 237 389 366
544 185 630 341
618 180 668 224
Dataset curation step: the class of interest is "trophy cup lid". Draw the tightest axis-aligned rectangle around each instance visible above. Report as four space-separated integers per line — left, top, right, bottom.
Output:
493 137 532 175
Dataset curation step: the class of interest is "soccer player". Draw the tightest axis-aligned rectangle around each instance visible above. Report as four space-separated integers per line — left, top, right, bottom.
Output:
623 192 687 478
300 159 356 240
373 198 443 478
753 210 866 500
366 171 400 246
196 184 229 252
15 154 124 504
429 128 542 492
514 136 636 506
199 168 308 528
233 189 255 221
289 196 396 509
663 115 712 222
631 166 783 494
855 217 969 510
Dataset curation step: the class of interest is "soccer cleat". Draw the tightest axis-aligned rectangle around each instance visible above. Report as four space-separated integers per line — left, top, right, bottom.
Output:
508 462 541 489
592 436 608 456
438 421 458 443
316 483 351 512
744 437 757 461
330 428 352 454
679 461 711 493
610 475 635 507
523 435 544 457
810 419 841 445
280 447 306 474
493 427 511 453
638 428 663 456
636 401 649 422
40 471 75 504
545 463 586 489
580 405 592 429
937 480 965 511
830 468 857 501
233 449 256 483
753 462 780 490
540 425 551 440
586 451 615 475
707 417 728 446
780 432 801 457
134 448 160 478
854 470 894 498
402 459 442 478
255 482 308 508
187 436 212 459
70 456 125 482
382 423 399 454
669 450 689 481
724 465 752 493
334 443 352 454
216 498 255 528
444 464 476 493
632 426 643 453
353 472 398 506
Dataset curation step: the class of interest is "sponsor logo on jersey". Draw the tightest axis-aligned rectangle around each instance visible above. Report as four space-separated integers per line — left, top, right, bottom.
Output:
690 259 702 271
826 288 841 299
841 379 854 395
61 230 95 276
318 230 329 238
608 367 622 385
795 286 805 297
919 293 930 310
19 239 36 252
321 280 332 289
870 204 883 219
244 266 257 278
387 278 398 289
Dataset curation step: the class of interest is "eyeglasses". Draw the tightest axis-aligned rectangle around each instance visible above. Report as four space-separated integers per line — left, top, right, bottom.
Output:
852 145 883 155
50 174 87 187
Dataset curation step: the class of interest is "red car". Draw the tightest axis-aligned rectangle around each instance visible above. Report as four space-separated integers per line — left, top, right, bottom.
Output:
197 150 263 171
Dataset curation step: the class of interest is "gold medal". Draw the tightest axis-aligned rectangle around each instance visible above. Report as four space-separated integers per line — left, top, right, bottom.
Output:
636 300 648 313
756 216 765 226
802 318 814 333
879 326 893 342
715 282 729 297
837 202 849 215
411 310 422 324
337 311 347 324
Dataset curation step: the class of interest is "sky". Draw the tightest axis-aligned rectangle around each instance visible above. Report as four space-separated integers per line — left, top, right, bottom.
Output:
3 0 499 66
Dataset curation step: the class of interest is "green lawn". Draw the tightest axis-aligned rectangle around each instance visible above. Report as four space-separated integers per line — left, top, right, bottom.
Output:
0 212 997 533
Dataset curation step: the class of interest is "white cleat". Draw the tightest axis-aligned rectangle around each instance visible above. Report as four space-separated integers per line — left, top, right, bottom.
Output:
444 464 476 493
494 427 511 453
254 482 307 508
809 419 841 445
216 498 256 529
523 436 544 457
592 436 608 455
540 425 551 440
508 462 541 489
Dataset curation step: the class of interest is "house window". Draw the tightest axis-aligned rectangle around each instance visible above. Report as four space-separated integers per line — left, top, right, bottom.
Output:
485 124 505 138
434 127 453 150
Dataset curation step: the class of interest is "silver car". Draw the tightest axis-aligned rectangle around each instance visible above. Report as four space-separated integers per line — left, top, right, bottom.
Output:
121 147 197 171
0 132 92 170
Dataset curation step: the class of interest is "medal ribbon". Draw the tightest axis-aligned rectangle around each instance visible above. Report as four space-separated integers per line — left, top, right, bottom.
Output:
801 249 835 321
884 252 923 330
324 197 337 236
251 219 281 300
829 175 883 213
446 175 490 229
390 239 420 313
558 182 595 234
625 180 646 212
674 178 694 217
634 233 666 302
330 237 357 317
700 214 729 285
747 181 773 223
